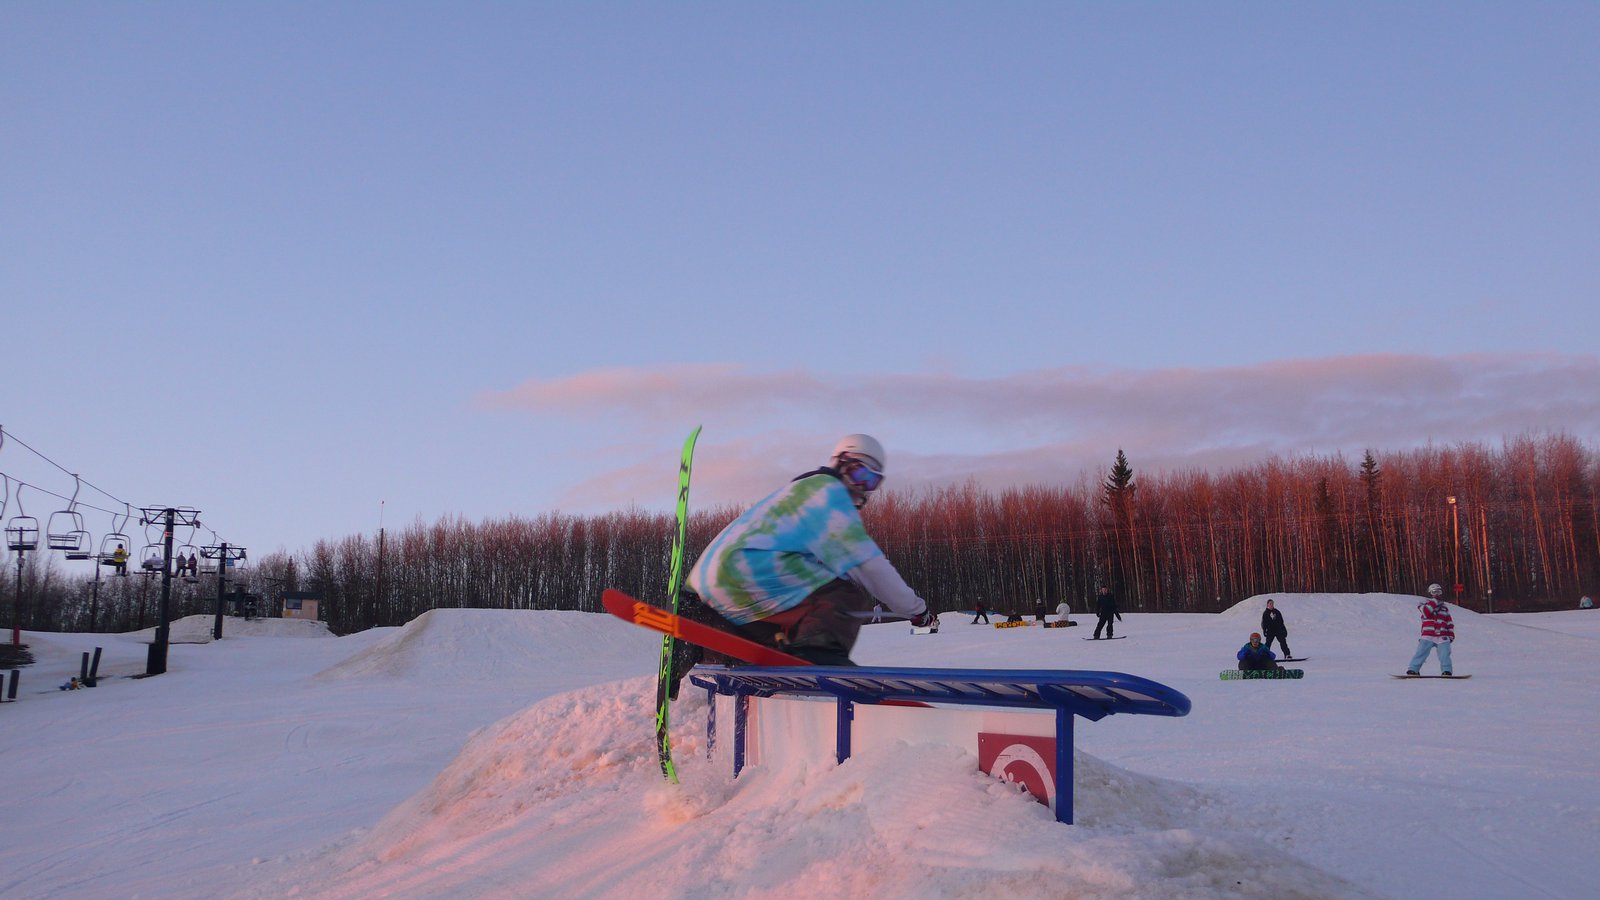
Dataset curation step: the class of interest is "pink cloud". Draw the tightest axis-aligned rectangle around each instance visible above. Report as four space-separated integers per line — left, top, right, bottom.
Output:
479 353 1600 511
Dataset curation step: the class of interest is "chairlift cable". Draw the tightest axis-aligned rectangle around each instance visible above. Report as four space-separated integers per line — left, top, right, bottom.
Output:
0 470 122 518
2 426 243 573
0 425 131 511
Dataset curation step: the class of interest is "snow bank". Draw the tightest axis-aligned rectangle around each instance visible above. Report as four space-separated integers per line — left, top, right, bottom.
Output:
123 613 333 644
272 678 1365 899
314 608 655 683
10 596 1599 899
1219 591 1425 633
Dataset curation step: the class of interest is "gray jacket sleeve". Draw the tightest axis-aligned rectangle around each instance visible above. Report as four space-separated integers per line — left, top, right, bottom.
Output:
848 556 928 618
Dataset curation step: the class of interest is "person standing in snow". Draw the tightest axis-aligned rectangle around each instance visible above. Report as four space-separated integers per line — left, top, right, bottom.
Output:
682 434 938 666
1261 599 1291 658
971 598 990 624
1406 583 1456 676
1237 632 1279 671
1092 584 1121 639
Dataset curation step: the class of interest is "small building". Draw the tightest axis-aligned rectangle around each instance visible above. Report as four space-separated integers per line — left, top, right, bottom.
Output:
282 591 321 621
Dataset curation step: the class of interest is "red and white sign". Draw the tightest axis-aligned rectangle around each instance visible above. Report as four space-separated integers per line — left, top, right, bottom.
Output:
977 732 1057 810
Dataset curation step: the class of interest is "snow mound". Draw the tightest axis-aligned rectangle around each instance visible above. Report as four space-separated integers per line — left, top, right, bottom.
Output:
1220 591 1477 636
125 614 332 644
277 678 1366 899
1220 592 1424 633
313 608 654 684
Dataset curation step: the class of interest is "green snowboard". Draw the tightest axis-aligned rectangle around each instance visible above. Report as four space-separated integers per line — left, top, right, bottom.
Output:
1220 668 1304 680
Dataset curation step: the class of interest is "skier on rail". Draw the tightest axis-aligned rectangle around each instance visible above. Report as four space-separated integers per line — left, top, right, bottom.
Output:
681 434 938 666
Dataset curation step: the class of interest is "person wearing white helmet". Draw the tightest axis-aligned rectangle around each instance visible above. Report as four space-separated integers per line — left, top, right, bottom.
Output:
1405 583 1456 676
683 433 937 665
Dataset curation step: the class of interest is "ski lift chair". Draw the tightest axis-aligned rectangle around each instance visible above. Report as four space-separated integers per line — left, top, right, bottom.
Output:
4 515 38 552
4 482 39 551
46 477 91 558
47 508 87 551
61 529 93 560
98 532 131 560
176 542 201 582
99 532 133 575
138 543 167 576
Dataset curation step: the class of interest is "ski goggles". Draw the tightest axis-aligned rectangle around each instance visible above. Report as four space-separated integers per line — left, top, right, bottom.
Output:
841 459 885 493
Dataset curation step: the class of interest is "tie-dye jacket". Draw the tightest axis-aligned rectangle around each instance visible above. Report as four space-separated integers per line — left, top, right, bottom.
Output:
687 472 882 625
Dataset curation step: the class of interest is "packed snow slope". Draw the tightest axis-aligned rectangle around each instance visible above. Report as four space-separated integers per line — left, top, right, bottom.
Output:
2 595 1597 899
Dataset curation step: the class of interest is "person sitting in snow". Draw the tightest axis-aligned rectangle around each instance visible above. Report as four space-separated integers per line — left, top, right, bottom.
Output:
680 434 937 671
1581 595 1594 610
1406 583 1456 676
1237 632 1280 671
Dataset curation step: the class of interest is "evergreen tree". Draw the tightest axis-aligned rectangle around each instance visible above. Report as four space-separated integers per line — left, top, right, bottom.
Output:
1104 449 1136 511
1314 475 1338 590
1102 450 1137 601
1359 449 1385 588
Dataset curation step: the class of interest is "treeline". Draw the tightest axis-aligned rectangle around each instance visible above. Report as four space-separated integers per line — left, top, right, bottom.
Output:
8 433 1597 636
0 555 254 636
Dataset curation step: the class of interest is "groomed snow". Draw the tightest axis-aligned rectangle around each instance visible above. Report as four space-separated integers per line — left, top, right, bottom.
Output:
2 596 1596 899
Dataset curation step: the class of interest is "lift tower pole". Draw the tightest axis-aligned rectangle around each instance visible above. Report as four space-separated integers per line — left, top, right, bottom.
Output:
141 506 201 676
204 542 248 640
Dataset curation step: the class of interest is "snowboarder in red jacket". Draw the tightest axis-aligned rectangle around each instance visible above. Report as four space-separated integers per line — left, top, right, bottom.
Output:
1406 584 1455 676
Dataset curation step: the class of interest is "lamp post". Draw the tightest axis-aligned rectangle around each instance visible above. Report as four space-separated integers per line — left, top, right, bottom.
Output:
1446 496 1462 605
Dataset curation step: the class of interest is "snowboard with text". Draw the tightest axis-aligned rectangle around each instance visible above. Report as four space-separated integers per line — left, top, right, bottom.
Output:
1221 668 1305 680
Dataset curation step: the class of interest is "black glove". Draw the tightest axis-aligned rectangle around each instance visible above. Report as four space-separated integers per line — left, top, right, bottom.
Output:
910 608 939 630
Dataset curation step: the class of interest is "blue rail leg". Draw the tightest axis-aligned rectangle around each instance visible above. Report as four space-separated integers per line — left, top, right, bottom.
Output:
836 698 855 765
705 684 718 759
1055 709 1075 824
733 694 749 777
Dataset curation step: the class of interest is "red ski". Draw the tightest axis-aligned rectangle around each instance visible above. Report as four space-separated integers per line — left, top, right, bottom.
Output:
605 590 935 714
603 589 812 667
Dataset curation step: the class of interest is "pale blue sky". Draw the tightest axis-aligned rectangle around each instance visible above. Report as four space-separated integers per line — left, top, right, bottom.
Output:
4 2 1597 557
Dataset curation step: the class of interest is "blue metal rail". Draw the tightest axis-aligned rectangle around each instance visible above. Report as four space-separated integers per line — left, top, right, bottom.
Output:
689 665 1190 825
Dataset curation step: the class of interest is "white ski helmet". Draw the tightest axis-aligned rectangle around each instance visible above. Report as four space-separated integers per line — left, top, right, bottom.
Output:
1428 583 1443 597
830 433 886 474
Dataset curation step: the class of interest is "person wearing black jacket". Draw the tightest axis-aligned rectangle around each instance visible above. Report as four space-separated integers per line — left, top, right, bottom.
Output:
1261 599 1291 658
1092 585 1121 639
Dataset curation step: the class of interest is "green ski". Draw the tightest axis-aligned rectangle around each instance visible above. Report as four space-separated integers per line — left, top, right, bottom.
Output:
656 426 701 781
